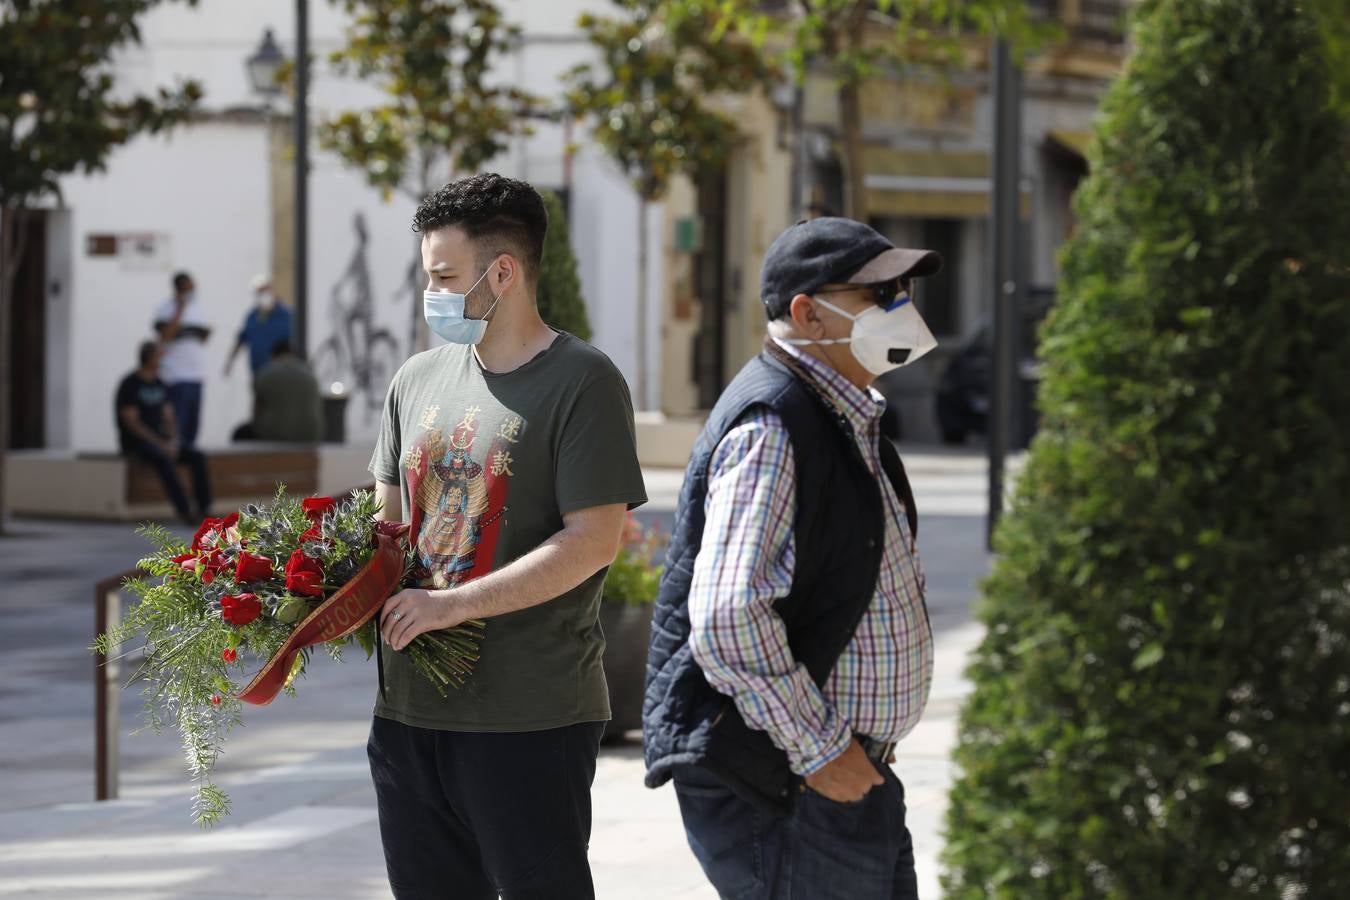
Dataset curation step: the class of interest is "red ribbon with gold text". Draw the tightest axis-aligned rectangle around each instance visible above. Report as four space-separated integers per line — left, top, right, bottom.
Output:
237 532 405 706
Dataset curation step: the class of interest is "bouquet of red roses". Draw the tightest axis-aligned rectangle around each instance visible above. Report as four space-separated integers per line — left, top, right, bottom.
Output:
95 488 483 825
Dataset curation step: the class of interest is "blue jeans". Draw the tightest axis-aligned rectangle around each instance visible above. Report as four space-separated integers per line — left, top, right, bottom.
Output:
166 381 202 449
673 763 919 900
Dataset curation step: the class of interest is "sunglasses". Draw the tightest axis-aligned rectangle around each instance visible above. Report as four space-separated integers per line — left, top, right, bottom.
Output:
815 278 911 311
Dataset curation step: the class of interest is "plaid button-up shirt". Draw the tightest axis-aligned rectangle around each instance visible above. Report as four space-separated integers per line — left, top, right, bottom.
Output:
687 339 933 775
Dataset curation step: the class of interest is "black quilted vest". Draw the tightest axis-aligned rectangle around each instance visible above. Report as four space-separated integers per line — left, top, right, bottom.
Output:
641 347 917 814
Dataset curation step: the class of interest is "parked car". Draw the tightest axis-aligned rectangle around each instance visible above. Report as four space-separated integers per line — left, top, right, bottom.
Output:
935 324 991 445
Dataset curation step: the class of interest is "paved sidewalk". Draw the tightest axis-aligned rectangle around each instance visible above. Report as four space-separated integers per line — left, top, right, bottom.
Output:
0 452 994 898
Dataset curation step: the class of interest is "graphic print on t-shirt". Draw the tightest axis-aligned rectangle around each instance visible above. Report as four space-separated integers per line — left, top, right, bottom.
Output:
401 403 523 589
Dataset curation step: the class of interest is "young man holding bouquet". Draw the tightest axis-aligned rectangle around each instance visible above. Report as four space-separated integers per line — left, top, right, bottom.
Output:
369 173 647 900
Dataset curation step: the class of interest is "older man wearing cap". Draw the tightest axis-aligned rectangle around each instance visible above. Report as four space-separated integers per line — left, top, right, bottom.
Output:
643 217 941 899
225 274 294 380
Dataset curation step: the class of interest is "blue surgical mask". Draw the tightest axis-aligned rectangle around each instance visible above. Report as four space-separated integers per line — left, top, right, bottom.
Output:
423 265 500 345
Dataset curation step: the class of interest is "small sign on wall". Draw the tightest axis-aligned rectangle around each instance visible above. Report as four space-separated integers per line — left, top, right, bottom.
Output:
85 232 172 270
86 234 117 256
674 216 703 253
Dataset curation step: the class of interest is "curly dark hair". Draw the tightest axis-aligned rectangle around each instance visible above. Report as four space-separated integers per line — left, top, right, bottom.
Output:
412 173 549 282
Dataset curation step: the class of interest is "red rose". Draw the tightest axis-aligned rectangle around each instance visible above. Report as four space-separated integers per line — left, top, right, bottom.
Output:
284 551 325 597
172 552 199 577
303 497 335 519
234 552 274 583
191 512 241 551
299 520 323 543
191 519 220 552
200 549 230 585
220 592 262 626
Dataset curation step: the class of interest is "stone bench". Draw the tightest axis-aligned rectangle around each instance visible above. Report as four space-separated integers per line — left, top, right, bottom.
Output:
5 444 375 521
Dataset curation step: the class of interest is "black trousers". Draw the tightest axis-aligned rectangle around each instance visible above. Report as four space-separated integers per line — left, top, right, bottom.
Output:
125 439 212 520
367 715 605 900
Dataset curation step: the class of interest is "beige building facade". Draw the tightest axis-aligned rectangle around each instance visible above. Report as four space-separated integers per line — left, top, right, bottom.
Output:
656 0 1131 443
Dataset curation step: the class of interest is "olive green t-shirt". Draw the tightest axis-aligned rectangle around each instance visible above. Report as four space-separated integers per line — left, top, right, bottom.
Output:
368 333 647 732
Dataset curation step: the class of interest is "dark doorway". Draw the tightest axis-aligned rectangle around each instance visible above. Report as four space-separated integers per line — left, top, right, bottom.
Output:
918 218 960 337
8 212 45 449
693 171 729 409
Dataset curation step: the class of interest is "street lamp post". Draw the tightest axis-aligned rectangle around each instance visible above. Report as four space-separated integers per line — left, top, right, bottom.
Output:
244 13 308 361
246 27 284 302
987 37 1022 549
293 0 310 361
246 28 285 105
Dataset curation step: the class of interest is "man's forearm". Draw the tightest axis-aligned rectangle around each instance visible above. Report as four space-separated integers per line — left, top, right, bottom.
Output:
440 523 614 621
120 411 165 446
130 421 166 446
162 309 184 339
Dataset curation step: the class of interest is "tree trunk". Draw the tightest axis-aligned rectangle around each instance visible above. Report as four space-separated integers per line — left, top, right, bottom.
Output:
636 199 649 410
840 80 868 222
840 7 870 222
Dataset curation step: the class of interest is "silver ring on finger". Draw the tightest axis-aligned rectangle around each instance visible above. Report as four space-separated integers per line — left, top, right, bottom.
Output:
392 611 404 622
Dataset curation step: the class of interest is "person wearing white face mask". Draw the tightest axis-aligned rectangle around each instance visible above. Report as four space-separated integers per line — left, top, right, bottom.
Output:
643 217 941 900
367 174 646 900
225 274 293 380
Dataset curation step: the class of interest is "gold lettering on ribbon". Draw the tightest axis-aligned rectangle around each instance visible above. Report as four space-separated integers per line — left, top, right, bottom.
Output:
237 535 404 706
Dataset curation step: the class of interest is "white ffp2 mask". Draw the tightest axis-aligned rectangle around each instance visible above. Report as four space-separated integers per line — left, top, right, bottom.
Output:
786 293 938 375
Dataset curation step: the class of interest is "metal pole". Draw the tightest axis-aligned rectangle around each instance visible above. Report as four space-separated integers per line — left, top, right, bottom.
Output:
789 83 804 218
293 0 309 360
987 38 1021 549
95 581 124 801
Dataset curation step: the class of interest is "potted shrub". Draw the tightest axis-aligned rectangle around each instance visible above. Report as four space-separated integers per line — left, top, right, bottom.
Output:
600 513 664 742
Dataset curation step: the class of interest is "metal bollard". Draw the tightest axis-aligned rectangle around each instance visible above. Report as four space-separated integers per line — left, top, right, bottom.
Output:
94 569 142 801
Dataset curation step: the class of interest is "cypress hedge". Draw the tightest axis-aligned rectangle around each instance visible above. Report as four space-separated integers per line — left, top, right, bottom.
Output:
538 190 593 341
942 1 1350 896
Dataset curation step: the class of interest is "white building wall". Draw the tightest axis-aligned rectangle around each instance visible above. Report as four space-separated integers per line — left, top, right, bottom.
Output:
57 122 269 451
47 0 662 452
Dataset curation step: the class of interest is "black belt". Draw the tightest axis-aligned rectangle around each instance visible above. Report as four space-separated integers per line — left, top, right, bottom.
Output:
857 734 896 764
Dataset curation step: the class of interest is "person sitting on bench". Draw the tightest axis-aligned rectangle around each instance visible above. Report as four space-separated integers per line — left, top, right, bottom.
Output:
116 341 213 525
230 339 323 443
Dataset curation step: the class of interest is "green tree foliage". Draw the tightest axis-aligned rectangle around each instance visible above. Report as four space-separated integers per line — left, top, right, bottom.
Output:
320 0 539 354
536 191 591 341
567 0 772 406
567 0 771 204
775 0 1046 220
321 0 536 197
1306 0 1350 116
0 0 202 532
942 1 1350 897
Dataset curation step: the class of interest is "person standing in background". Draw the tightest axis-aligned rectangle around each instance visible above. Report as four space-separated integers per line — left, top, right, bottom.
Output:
153 271 211 449
226 274 294 380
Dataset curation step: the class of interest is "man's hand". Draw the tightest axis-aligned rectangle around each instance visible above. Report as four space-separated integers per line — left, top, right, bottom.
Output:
804 739 885 803
381 587 471 651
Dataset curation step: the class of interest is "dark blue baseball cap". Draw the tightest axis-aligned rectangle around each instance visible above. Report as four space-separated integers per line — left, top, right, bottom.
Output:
760 217 942 320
